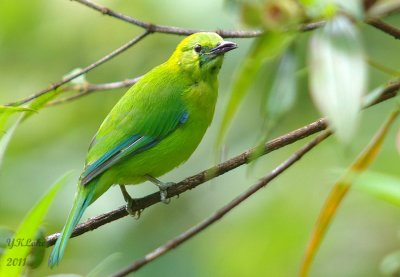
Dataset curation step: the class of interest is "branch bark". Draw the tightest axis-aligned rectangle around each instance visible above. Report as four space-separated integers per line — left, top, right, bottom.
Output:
366 18 400 39
44 79 399 246
5 32 149 107
5 0 400 107
72 0 265 38
47 63 400 108
111 131 332 277
46 77 141 107
74 0 400 40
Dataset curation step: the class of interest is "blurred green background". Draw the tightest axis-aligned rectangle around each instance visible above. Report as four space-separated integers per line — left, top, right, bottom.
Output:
0 1 399 276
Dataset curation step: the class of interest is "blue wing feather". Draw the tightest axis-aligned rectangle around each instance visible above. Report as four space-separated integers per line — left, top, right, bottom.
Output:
84 134 142 176
80 111 189 185
180 111 189 124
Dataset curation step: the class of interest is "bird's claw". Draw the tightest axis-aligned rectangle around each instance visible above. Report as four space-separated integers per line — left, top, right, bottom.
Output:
145 175 176 204
158 182 175 204
119 185 141 219
125 197 141 219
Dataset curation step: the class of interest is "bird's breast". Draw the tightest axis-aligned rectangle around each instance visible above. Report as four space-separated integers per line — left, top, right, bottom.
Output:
184 79 218 125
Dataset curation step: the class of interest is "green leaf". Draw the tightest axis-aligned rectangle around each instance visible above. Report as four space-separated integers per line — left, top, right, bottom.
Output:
0 68 80 135
248 45 298 164
0 106 36 114
0 115 23 170
27 228 46 269
354 171 400 206
0 111 15 135
309 15 367 144
217 31 294 147
0 105 34 133
397 127 400 154
22 89 60 121
265 45 298 125
0 85 65 171
300 110 399 277
23 70 84 122
0 172 71 277
0 90 60 171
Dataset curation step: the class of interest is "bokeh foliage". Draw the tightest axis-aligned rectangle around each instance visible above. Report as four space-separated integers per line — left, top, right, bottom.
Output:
0 0 399 276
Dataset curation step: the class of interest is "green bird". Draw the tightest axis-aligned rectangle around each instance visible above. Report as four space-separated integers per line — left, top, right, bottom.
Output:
49 32 237 267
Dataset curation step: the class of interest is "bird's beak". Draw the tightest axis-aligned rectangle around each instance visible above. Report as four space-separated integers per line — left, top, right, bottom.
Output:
209 41 238 56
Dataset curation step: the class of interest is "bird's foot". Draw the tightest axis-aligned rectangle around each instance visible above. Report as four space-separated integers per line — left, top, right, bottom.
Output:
145 175 175 204
158 182 175 204
119 185 141 219
125 198 141 219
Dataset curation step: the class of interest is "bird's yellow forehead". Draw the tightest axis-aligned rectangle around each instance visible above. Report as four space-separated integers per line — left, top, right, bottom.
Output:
177 32 223 51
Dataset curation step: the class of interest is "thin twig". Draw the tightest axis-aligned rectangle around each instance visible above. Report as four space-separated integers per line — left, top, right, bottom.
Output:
111 130 332 277
5 32 149 107
73 0 264 38
44 80 400 246
46 77 141 106
74 0 327 35
47 58 400 107
366 18 400 39
75 0 400 40
6 1 400 107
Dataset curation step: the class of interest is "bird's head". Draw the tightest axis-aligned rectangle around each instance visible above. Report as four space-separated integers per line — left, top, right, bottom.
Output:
169 32 237 80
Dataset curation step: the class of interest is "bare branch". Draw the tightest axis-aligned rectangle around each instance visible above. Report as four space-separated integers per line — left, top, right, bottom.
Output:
5 0 399 107
366 18 400 39
111 130 332 277
74 0 400 41
44 79 400 247
72 0 264 38
5 32 149 107
47 59 400 107
46 77 141 107
74 0 328 36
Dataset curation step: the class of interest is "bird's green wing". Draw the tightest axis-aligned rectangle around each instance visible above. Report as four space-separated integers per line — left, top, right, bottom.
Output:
80 67 189 185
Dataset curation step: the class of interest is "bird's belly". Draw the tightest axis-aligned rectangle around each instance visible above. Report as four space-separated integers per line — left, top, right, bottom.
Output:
99 119 209 186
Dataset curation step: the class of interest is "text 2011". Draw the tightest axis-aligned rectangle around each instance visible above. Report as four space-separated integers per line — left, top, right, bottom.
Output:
6 258 26 267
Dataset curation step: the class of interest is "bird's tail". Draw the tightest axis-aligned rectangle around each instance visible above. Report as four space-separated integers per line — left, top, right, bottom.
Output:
48 182 96 267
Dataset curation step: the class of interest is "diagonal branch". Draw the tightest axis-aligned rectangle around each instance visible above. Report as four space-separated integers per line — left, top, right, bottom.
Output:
366 18 400 39
44 79 400 246
74 0 325 35
46 63 400 107
111 130 332 277
5 31 149 107
46 77 141 107
72 0 265 38
75 0 400 39
45 117 328 246
6 1 400 107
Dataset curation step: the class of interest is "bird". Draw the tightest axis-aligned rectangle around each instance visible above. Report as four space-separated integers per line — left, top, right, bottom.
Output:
48 32 237 267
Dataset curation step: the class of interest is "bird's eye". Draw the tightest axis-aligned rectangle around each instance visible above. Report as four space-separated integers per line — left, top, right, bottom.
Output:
194 44 202 53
